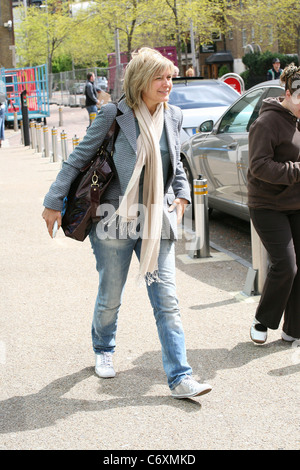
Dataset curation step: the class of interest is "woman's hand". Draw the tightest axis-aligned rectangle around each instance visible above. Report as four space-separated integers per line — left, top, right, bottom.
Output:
168 198 189 224
42 207 62 238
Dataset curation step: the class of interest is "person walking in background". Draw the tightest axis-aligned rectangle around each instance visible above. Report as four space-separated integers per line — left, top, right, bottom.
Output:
267 58 283 80
173 66 180 78
85 72 100 126
0 100 6 147
248 63 300 344
185 65 195 77
42 48 212 399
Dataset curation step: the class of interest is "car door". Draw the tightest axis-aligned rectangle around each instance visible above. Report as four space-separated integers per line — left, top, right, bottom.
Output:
196 87 275 216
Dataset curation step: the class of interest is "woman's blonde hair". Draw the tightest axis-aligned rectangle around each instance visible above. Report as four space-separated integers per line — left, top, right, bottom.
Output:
123 47 175 109
280 63 300 95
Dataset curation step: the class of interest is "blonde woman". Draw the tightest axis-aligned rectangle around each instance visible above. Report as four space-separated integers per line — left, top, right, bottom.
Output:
248 63 300 344
42 48 212 399
185 65 195 77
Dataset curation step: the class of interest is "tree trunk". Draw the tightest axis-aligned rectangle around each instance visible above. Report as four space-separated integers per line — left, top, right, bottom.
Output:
173 0 183 74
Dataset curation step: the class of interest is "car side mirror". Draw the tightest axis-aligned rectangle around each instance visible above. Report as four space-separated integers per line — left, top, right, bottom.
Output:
199 120 214 133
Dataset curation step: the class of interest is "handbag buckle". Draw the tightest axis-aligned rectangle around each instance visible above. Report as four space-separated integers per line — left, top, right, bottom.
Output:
91 171 99 187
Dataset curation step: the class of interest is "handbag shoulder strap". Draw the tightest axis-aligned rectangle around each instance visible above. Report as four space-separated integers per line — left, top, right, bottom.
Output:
102 103 122 152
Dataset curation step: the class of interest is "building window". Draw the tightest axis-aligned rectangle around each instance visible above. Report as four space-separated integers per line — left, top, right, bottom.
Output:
212 32 222 42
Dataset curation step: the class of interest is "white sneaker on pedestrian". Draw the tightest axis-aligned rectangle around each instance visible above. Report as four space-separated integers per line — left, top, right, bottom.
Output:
171 375 212 399
281 331 300 342
250 318 268 344
95 352 116 378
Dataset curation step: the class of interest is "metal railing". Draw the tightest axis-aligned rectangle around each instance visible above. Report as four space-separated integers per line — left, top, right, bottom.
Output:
49 64 126 107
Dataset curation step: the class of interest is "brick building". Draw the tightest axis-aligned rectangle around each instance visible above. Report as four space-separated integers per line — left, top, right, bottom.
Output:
0 0 15 68
199 25 279 79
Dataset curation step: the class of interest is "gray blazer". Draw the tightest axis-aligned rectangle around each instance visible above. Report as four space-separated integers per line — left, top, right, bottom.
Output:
43 99 190 240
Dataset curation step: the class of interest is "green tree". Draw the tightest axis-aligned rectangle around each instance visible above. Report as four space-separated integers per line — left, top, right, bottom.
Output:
161 0 244 74
243 0 300 57
91 0 157 62
273 0 300 57
16 0 284 75
15 0 91 73
66 6 113 67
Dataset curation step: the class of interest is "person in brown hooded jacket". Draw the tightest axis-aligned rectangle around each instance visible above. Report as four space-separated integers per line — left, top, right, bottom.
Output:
248 63 300 344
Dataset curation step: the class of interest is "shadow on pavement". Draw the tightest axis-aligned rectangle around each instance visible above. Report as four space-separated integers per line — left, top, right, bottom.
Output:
0 340 296 435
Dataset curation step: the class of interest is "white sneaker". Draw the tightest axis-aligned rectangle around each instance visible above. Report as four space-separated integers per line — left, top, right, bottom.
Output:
171 375 212 399
95 352 116 378
250 318 268 344
281 331 300 342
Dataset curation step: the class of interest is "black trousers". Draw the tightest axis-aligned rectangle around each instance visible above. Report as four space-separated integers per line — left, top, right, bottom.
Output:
250 208 300 337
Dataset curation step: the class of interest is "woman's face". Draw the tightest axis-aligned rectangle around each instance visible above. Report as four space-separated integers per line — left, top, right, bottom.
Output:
285 87 300 118
142 69 173 113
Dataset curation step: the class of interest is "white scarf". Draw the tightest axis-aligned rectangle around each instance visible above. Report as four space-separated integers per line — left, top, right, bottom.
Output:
114 101 164 284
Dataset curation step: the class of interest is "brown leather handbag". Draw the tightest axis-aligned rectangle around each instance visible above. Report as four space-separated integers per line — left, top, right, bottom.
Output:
61 110 120 241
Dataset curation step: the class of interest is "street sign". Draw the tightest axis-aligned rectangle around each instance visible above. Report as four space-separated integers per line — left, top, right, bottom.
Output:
220 73 245 94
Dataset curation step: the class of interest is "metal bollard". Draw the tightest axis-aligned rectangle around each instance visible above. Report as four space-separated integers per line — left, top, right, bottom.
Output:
35 121 42 153
20 120 24 145
59 106 63 127
51 127 58 162
30 120 36 150
188 175 210 258
60 130 68 161
42 125 49 159
243 222 268 296
72 135 80 149
251 222 268 293
20 89 30 146
14 112 18 132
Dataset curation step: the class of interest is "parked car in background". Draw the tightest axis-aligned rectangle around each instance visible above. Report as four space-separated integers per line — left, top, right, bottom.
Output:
95 76 108 92
169 78 240 143
69 82 85 94
180 80 285 221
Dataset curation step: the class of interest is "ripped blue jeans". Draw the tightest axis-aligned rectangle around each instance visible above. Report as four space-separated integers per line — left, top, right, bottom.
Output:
89 226 192 389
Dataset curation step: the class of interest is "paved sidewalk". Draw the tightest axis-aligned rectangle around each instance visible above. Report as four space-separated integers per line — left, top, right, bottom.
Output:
0 105 299 450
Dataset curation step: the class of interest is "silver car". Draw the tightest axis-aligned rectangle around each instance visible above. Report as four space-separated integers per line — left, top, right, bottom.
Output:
96 77 108 92
180 80 284 221
169 78 239 143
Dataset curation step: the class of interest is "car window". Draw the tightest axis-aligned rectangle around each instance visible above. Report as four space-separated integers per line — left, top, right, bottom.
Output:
168 83 238 109
266 87 284 98
218 88 267 134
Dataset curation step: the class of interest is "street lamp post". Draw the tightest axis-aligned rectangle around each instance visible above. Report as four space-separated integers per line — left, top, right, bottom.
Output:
40 1 51 98
114 28 122 100
190 19 198 76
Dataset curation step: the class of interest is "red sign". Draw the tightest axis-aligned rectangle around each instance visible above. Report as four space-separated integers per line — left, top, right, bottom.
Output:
222 76 243 94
